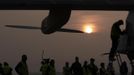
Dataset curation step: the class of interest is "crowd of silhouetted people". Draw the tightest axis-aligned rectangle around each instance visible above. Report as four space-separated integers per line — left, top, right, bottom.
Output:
0 54 29 75
62 56 128 75
39 56 129 75
40 56 128 75
0 54 128 75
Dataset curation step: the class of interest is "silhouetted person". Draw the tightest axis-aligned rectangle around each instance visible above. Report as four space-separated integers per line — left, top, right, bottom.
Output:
120 61 128 75
48 59 56 75
71 56 83 75
107 63 115 75
88 58 98 75
63 62 71 75
40 61 46 75
15 54 29 75
99 62 107 75
0 63 3 75
109 20 124 62
3 62 12 75
83 61 90 75
40 59 50 75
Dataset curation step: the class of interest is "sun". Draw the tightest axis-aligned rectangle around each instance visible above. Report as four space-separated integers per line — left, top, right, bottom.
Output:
83 24 94 33
84 26 93 33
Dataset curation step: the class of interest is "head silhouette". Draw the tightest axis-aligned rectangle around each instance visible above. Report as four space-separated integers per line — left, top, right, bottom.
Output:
41 61 45 65
84 61 88 66
100 62 105 68
4 62 9 66
22 54 27 62
65 62 69 67
50 59 55 67
116 20 124 26
90 58 95 64
75 56 79 62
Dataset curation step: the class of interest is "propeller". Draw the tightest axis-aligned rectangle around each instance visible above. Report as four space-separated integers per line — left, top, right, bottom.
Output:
5 25 84 33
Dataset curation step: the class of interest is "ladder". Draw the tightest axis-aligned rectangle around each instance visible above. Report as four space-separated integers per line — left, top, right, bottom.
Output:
115 52 123 67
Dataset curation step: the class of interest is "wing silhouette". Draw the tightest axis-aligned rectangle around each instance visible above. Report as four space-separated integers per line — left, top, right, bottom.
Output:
5 25 84 33
5 25 40 29
58 28 84 33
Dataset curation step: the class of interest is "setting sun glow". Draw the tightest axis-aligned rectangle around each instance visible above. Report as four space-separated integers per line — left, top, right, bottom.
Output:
83 24 94 33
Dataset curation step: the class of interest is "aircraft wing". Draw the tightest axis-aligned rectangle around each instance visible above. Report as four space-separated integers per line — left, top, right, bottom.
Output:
5 25 40 29
57 28 84 33
5 25 84 33
0 0 134 10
